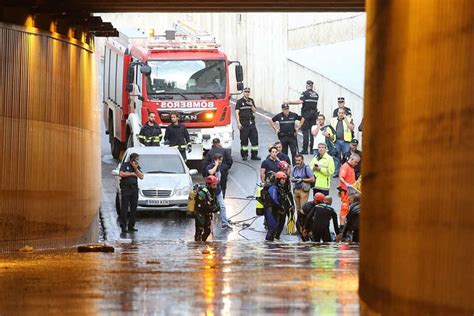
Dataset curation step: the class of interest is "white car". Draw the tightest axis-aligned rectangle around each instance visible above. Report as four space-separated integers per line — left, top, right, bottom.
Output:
112 147 198 212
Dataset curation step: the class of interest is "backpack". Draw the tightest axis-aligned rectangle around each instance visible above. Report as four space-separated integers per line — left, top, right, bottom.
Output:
301 165 314 192
322 125 338 156
187 183 207 215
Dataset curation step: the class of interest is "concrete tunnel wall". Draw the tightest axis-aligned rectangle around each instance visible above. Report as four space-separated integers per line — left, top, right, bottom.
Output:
0 22 101 251
360 0 474 314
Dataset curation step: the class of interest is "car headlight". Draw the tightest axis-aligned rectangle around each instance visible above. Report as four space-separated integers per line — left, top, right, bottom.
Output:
174 187 190 197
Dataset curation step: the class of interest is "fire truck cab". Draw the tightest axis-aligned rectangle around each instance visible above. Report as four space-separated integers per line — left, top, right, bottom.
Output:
103 28 243 161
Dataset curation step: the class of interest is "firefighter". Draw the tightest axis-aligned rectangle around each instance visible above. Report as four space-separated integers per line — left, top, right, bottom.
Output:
339 193 361 242
299 192 325 241
138 112 162 146
284 80 319 154
164 112 191 161
277 160 296 236
270 104 304 165
304 195 340 242
235 87 260 160
194 175 220 242
265 171 290 241
118 153 144 233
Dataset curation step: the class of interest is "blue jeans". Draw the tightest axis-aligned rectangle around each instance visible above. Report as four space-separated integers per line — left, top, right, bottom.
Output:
264 207 278 241
216 192 229 226
334 140 350 175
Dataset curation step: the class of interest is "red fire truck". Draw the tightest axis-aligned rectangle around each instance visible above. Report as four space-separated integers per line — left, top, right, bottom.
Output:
103 28 243 160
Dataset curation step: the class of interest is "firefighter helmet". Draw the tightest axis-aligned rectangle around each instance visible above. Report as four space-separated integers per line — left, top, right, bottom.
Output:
206 175 218 184
314 192 325 203
275 171 288 180
278 161 289 170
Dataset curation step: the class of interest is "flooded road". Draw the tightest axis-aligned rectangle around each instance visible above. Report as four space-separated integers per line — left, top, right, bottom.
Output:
0 104 360 315
0 241 359 315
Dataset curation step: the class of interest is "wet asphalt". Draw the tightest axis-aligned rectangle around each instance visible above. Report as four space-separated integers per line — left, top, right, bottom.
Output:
0 105 360 315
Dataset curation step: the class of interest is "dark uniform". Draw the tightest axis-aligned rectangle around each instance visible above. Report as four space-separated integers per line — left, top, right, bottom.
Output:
272 110 301 164
341 201 360 242
266 183 289 241
164 123 190 161
299 89 319 154
304 204 339 242
236 96 259 159
138 123 162 146
202 146 233 197
119 162 141 231
194 186 219 241
260 157 280 181
277 152 291 165
298 201 316 241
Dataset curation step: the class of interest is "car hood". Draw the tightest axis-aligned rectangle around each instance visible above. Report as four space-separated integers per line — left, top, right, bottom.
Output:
138 173 190 190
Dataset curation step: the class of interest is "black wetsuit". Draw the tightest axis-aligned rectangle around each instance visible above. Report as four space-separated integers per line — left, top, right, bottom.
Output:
305 204 339 242
194 186 219 242
342 202 360 242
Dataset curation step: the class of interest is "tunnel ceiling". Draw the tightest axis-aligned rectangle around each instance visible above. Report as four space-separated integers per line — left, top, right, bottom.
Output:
2 0 365 12
1 0 364 43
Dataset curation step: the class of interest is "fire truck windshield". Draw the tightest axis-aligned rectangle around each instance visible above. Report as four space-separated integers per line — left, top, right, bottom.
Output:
146 59 226 100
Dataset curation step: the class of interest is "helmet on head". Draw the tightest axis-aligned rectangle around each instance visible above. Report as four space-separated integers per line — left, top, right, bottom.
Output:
278 161 289 170
275 171 288 180
314 192 325 203
206 175 218 185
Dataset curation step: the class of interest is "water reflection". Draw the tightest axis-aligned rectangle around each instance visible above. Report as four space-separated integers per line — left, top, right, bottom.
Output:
0 241 359 315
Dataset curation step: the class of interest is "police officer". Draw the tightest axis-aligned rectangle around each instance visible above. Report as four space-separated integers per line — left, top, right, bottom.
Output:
332 97 352 117
235 87 260 160
284 80 319 154
138 112 162 146
270 104 304 165
119 153 144 233
202 138 233 198
164 112 191 161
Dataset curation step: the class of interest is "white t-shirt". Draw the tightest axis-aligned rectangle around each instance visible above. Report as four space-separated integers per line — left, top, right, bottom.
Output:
312 125 326 150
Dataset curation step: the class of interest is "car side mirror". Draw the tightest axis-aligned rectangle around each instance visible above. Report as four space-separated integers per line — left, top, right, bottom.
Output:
236 82 244 92
111 169 119 176
126 67 135 84
235 64 243 83
189 169 198 176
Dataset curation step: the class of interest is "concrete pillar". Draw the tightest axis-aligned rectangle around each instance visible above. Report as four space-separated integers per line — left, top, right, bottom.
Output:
360 0 473 314
0 21 100 251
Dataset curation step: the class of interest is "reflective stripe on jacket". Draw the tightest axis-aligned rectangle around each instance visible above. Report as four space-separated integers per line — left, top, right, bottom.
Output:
330 117 352 142
309 153 335 190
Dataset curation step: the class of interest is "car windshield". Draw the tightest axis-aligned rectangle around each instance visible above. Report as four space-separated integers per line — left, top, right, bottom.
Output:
129 154 185 174
146 59 226 100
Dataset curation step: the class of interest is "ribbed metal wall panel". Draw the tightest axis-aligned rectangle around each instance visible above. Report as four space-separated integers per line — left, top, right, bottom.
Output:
0 22 100 251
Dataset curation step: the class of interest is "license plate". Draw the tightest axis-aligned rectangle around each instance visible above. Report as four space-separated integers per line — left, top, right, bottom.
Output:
147 200 169 206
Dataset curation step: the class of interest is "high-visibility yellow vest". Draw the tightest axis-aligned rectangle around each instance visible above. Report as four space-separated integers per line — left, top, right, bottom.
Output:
255 186 265 216
331 117 352 142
